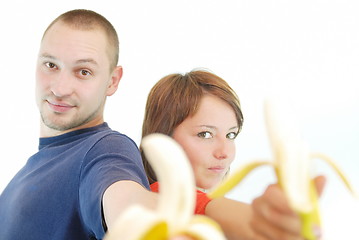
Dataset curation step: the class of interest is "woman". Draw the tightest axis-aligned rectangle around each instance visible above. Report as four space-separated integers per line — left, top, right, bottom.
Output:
142 69 242 189
141 69 324 240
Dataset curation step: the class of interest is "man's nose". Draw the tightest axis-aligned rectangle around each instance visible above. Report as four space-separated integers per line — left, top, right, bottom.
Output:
51 71 74 97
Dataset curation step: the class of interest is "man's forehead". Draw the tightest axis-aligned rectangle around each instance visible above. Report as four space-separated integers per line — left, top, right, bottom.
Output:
41 21 114 69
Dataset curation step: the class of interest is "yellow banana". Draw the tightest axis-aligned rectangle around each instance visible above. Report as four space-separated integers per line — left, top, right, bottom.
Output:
104 133 226 240
208 99 357 240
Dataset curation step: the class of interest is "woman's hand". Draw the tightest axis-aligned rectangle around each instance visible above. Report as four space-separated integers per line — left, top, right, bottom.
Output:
250 176 326 240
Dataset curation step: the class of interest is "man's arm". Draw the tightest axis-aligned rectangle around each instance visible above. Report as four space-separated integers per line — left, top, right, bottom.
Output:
102 181 198 240
103 181 301 240
102 180 158 230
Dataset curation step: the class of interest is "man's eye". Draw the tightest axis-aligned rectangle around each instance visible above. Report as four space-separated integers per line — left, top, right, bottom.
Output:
197 131 212 139
227 132 238 140
45 62 57 69
80 69 91 76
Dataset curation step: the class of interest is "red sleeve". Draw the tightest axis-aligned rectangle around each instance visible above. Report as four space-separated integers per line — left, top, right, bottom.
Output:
150 182 160 192
150 182 212 215
194 189 212 215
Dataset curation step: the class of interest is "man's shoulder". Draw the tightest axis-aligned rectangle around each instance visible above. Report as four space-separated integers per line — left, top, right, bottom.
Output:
86 128 140 157
92 128 137 147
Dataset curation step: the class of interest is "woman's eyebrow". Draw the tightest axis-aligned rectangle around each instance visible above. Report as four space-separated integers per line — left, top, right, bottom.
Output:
196 125 216 129
229 126 239 131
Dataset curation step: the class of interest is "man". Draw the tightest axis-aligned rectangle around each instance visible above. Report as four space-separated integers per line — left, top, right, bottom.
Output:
0 9 157 240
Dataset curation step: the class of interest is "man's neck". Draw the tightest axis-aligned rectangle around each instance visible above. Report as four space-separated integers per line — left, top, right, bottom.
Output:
39 119 104 138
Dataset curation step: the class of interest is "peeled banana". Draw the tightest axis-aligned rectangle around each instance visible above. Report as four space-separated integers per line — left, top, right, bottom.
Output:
208 99 357 240
104 133 227 240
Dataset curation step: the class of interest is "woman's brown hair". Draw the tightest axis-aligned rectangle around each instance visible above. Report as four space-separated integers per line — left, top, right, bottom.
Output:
141 69 244 184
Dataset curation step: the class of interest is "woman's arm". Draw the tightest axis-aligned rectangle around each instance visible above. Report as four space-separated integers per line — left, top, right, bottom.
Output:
205 197 255 240
205 190 303 240
205 176 326 240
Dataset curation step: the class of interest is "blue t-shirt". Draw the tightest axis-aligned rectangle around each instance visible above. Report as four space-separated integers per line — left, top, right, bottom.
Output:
0 123 149 240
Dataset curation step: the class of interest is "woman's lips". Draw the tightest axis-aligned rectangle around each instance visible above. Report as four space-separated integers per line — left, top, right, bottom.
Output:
208 166 225 173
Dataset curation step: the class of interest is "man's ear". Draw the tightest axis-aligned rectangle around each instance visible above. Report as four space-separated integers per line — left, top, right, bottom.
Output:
107 66 123 96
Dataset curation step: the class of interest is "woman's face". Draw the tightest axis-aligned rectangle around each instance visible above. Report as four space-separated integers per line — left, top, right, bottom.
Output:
172 94 239 190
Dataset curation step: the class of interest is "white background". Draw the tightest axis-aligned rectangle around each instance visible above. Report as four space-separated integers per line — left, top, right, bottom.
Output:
1 0 358 239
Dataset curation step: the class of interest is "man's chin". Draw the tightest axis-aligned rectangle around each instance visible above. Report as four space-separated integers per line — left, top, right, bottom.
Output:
44 122 75 132
40 108 100 133
42 117 83 132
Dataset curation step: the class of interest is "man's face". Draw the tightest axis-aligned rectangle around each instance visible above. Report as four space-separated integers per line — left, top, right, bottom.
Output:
35 21 116 136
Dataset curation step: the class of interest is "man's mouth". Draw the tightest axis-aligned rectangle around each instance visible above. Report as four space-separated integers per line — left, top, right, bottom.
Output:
47 100 74 113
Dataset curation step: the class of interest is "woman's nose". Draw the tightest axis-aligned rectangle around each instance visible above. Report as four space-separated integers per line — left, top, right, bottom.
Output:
213 140 229 160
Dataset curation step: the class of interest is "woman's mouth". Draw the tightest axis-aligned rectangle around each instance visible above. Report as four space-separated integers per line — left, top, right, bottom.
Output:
208 166 225 174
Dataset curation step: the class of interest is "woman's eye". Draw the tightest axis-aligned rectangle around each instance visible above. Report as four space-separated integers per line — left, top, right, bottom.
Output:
45 62 57 69
197 131 212 139
227 132 237 140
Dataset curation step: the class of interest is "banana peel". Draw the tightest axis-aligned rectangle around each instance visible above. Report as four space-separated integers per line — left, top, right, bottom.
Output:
104 133 227 240
208 99 357 240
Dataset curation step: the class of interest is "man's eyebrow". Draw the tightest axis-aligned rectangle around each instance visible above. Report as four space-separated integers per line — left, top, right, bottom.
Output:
75 58 99 66
38 54 98 66
39 53 56 60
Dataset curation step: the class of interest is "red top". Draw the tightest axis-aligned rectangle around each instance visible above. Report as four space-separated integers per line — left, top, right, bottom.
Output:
150 182 212 215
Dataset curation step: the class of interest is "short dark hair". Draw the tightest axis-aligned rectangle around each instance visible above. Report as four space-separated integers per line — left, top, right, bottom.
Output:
42 9 119 70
